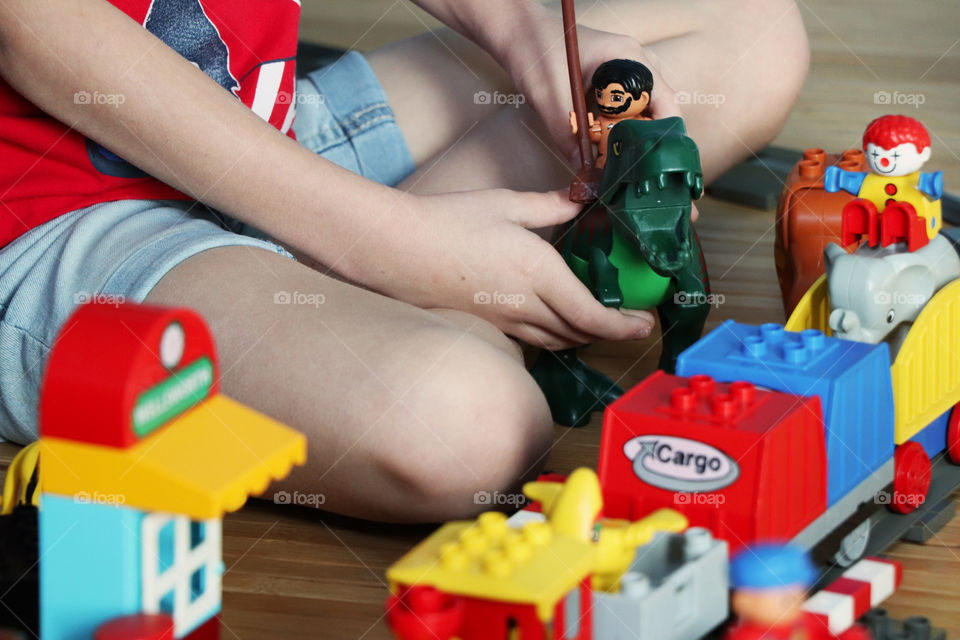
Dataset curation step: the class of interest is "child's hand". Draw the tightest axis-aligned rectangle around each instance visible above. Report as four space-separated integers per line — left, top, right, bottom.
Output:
355 189 655 350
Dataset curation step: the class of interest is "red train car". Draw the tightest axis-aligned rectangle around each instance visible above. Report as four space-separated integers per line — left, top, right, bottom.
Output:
598 371 827 551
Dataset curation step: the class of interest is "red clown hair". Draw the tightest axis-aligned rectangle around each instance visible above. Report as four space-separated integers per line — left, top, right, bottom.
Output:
863 114 931 152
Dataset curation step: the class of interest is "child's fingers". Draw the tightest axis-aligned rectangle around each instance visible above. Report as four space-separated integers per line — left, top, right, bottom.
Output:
508 189 583 229
621 308 656 323
538 271 655 342
508 316 593 352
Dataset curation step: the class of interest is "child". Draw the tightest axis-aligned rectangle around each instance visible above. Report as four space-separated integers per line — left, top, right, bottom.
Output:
0 0 809 522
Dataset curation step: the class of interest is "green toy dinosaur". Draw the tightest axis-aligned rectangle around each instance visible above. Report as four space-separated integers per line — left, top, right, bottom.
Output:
531 116 711 427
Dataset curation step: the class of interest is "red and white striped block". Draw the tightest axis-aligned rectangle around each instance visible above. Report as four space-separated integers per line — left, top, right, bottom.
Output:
803 557 903 635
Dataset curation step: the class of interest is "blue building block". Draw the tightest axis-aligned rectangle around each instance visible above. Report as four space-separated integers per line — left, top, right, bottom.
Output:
677 321 895 505
40 494 144 640
40 494 222 639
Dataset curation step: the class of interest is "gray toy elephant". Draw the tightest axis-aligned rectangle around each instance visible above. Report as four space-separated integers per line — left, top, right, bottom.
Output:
825 232 960 353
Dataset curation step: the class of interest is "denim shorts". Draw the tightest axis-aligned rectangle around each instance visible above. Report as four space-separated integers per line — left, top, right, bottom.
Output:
0 51 415 443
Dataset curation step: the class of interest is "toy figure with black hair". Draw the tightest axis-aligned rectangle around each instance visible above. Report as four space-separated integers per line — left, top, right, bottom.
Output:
569 59 654 169
725 545 871 640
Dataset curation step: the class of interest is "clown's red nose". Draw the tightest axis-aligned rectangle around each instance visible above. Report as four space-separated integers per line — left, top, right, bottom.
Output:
880 157 890 167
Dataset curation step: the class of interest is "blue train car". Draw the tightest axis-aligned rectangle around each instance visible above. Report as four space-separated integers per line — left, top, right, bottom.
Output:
677 320 895 506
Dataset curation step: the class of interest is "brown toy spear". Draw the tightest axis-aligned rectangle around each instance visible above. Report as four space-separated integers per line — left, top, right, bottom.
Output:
562 0 598 203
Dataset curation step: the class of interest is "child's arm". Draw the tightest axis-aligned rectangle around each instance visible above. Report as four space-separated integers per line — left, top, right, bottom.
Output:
0 0 653 348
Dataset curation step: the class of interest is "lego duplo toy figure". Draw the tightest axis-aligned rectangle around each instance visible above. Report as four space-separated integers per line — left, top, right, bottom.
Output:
726 545 870 640
569 59 653 170
824 115 943 252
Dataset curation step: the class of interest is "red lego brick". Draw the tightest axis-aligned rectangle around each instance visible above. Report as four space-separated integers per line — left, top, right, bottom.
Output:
598 371 827 552
40 301 219 448
824 577 872 622
94 614 174 640
841 198 879 247
879 201 929 251
183 616 220 640
386 585 465 640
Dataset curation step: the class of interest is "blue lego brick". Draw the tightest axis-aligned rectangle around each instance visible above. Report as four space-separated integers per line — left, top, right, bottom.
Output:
677 320 895 505
40 493 144 640
910 409 950 458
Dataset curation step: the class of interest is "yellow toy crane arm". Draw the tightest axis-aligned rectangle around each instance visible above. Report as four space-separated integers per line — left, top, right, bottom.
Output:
592 508 688 592
1 441 41 514
522 467 603 543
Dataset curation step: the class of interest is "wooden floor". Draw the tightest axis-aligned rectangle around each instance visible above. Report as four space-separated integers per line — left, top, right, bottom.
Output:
4 1 960 638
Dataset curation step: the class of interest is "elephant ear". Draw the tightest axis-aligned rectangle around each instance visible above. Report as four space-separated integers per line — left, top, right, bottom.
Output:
824 243 847 272
896 264 936 311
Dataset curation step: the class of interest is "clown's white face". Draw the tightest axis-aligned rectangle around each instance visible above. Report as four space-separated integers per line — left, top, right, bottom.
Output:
866 141 930 177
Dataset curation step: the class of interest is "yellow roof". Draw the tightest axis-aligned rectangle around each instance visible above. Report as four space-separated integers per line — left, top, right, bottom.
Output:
40 394 306 519
387 511 594 621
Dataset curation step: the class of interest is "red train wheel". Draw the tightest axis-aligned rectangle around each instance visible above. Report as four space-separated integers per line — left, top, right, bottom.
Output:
890 442 931 514
948 404 960 464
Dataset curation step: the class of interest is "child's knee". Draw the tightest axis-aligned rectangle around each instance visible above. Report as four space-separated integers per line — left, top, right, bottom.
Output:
373 340 552 519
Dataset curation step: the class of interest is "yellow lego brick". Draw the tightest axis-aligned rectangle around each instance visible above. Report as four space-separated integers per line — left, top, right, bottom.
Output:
860 173 941 239
891 279 960 443
785 274 833 335
522 467 602 542
387 511 594 621
593 509 688 592
40 394 306 520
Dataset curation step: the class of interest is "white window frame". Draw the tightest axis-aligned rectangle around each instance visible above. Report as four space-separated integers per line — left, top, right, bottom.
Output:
141 513 222 636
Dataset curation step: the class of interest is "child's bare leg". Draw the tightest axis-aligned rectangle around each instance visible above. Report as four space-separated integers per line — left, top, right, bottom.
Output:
367 0 809 192
144 246 552 522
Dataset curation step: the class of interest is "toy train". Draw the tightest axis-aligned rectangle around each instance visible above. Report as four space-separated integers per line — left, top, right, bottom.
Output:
385 232 960 638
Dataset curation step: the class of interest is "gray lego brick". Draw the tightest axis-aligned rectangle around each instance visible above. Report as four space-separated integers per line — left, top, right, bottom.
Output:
592 528 729 640
901 497 956 544
861 608 947 640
